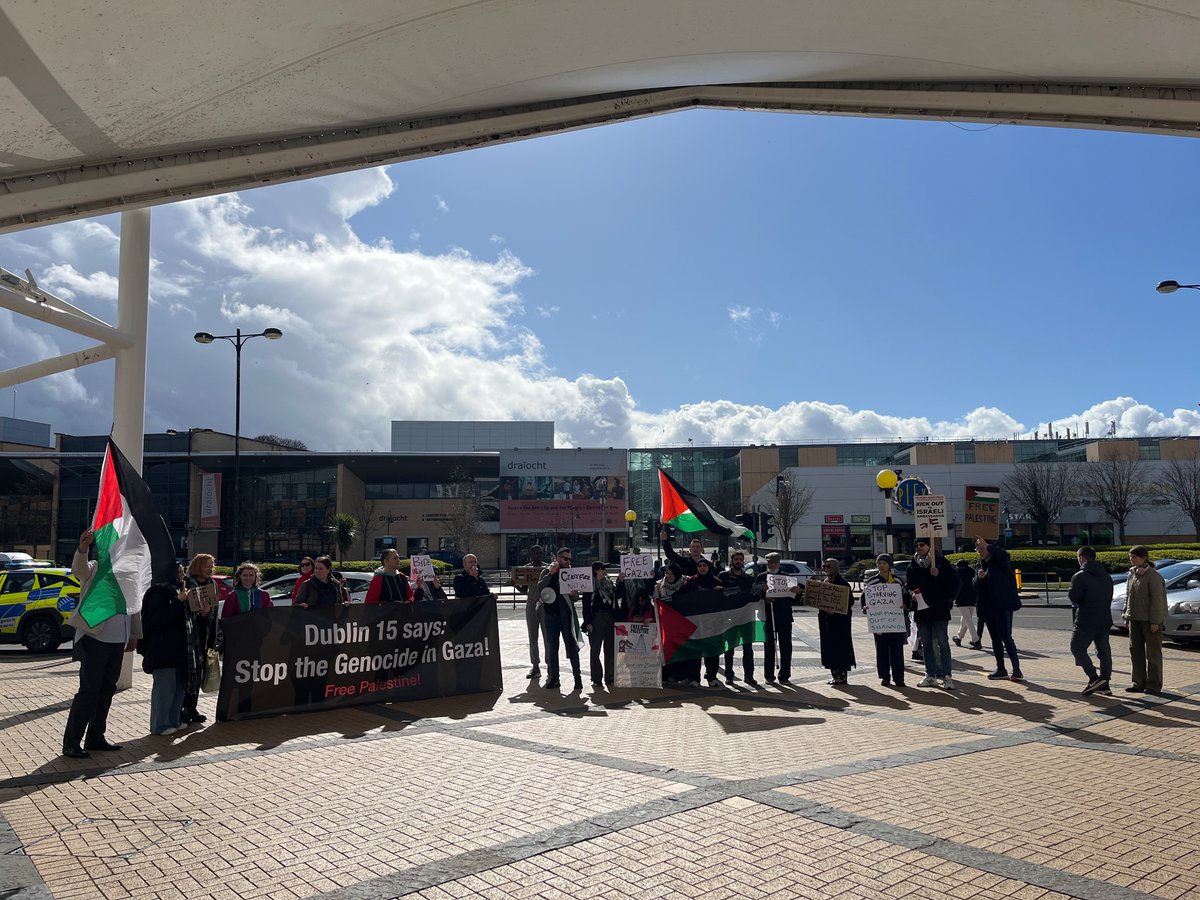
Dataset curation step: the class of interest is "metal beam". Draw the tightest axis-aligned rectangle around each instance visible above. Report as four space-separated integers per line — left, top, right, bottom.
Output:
0 343 116 389
3 80 1200 233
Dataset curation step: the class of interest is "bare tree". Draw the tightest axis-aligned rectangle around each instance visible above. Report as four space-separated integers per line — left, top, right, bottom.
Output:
444 467 482 557
762 473 816 553
253 434 308 450
1001 462 1077 543
353 497 377 558
1159 456 1200 538
1075 457 1149 544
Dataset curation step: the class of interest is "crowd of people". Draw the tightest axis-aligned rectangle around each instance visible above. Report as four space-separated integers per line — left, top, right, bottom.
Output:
59 527 1169 759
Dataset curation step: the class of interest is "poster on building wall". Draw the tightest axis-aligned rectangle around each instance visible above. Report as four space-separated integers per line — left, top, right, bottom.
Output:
964 486 1000 540
498 449 628 531
200 473 221 529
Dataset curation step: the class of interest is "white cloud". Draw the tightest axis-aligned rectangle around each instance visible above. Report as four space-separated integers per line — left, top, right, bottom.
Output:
1 183 1197 456
434 194 449 213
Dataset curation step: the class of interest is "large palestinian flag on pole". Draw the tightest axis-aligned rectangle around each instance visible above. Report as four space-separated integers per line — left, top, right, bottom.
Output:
77 439 177 628
659 468 754 539
658 588 766 663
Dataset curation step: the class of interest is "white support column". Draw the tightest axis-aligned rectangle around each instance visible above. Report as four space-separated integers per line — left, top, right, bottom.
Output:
112 208 151 692
112 208 151 473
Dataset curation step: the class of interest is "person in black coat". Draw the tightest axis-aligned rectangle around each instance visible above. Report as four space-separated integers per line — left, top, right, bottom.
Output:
906 538 958 689
818 559 855 685
862 555 913 688
140 564 191 736
975 538 1024 680
952 559 981 649
718 550 757 686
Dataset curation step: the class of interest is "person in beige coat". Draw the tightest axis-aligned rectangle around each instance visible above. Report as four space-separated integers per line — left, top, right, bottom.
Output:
1123 546 1167 694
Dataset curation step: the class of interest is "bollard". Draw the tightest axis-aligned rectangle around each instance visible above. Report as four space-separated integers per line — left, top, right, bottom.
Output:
1014 568 1022 589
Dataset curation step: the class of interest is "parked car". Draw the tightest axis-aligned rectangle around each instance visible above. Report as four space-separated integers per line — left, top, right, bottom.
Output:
260 571 374 608
1110 560 1200 644
862 559 913 582
742 560 816 599
1110 559 1179 584
0 567 79 652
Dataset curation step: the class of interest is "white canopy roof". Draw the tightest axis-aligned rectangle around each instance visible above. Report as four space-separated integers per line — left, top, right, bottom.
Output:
3 0 1200 233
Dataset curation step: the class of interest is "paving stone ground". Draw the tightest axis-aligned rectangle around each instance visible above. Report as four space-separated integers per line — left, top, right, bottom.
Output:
3 605 1199 899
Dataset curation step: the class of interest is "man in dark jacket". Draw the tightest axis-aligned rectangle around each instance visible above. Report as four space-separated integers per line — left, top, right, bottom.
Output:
754 552 799 683
1068 546 1114 695
453 555 495 600
906 537 958 689
718 550 757 686
975 537 1023 680
660 528 705 577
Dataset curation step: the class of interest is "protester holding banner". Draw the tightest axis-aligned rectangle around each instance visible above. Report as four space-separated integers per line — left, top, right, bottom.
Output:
536 547 584 691
974 538 1024 681
655 563 698 686
221 562 274 618
818 559 855 685
294 557 350 609
583 562 619 687
677 558 725 687
140 565 191 735
182 553 221 725
863 555 912 688
907 538 957 689
290 557 315 602
754 552 798 684
719 551 757 686
365 549 414 604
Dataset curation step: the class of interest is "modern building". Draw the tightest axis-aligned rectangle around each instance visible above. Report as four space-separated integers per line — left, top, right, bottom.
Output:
4 421 1200 570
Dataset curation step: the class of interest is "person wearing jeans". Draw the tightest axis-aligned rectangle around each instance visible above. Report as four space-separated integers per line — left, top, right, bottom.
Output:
907 538 958 689
140 566 191 736
535 547 583 691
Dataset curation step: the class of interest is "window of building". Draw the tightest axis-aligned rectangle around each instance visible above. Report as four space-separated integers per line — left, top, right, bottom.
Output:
835 444 904 467
954 444 975 464
1139 440 1160 461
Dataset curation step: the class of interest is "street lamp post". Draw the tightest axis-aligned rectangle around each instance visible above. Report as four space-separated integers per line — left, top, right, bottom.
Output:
193 327 283 562
624 509 637 551
875 469 899 555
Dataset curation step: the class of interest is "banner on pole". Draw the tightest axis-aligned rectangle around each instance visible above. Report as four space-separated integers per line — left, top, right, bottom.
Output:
913 494 948 539
964 486 1001 541
216 597 502 721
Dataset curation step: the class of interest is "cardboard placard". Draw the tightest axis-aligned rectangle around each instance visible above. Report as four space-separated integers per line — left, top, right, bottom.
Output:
913 494 948 539
558 566 594 595
619 553 655 579
614 621 662 688
863 582 906 634
511 566 542 589
766 573 798 598
803 580 850 615
964 486 1000 541
410 554 434 581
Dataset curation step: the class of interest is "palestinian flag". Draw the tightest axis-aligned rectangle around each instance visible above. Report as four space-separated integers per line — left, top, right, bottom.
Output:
659 468 754 539
658 587 766 663
77 439 176 628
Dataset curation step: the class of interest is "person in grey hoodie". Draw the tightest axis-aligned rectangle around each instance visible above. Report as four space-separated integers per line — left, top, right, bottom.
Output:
1067 546 1114 696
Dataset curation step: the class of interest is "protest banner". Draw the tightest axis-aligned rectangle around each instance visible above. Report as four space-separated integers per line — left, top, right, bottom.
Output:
216 596 501 721
614 621 662 688
558 566 594 594
964 486 1000 540
913 494 947 539
619 553 654 579
511 566 541 589
862 582 906 634
766 573 798 598
803 579 850 615
410 554 434 580
658 587 764 663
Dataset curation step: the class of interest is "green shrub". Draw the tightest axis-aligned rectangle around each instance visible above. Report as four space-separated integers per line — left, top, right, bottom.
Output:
945 547 1200 577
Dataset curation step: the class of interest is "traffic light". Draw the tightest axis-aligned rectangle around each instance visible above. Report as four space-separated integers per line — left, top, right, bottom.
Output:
665 524 678 542
738 511 759 536
641 518 656 543
760 513 776 542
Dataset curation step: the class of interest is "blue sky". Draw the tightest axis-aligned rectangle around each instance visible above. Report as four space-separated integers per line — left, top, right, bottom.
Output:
2 109 1198 450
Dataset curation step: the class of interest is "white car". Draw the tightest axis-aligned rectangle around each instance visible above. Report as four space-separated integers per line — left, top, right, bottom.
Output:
260 571 374 607
1110 560 1200 644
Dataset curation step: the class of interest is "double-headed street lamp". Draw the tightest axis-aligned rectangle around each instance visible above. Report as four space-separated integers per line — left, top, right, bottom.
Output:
193 327 283 561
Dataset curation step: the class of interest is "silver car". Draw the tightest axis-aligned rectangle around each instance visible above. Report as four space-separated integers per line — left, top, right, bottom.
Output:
260 571 374 607
1110 560 1200 644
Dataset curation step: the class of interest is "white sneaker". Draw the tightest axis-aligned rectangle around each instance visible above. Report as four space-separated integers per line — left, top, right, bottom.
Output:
918 676 938 687
154 726 178 736
941 676 955 690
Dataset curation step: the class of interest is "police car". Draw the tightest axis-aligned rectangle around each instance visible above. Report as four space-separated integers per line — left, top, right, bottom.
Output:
0 568 80 652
